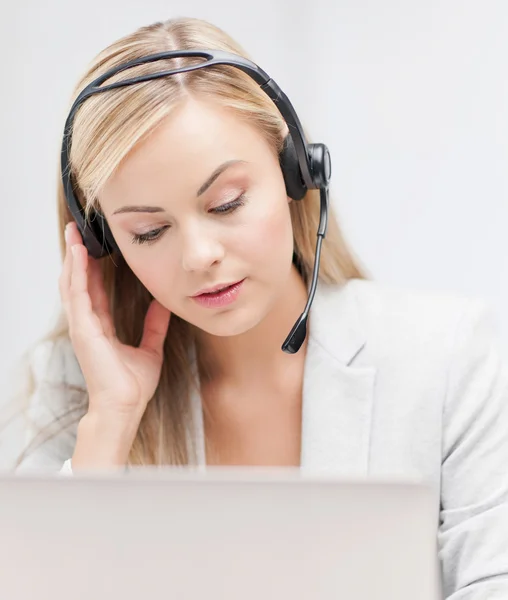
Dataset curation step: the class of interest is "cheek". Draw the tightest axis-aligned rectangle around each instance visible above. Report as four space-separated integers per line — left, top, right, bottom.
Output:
230 197 293 267
120 250 181 307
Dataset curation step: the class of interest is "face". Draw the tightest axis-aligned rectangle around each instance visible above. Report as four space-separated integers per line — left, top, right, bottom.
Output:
99 98 295 337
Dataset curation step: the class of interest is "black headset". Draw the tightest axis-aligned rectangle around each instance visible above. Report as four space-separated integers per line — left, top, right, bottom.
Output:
61 49 331 354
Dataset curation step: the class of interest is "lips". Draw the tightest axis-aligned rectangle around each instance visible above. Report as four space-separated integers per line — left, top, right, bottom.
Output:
192 280 243 297
191 279 245 308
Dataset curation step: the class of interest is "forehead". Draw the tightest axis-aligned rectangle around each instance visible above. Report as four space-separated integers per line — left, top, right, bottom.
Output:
100 98 272 210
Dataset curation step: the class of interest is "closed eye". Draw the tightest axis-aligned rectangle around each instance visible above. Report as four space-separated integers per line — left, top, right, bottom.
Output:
131 226 169 246
210 193 246 214
130 193 247 246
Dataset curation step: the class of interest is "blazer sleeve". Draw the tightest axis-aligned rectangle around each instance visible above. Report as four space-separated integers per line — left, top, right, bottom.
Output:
15 338 86 473
439 299 508 598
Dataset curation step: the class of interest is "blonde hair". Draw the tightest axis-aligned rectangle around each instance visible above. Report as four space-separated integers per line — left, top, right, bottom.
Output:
13 16 367 467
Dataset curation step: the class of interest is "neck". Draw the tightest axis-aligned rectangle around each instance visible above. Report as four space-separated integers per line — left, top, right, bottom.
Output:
196 265 309 387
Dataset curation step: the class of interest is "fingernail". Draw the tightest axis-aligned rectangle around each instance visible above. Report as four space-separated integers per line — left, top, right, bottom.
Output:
71 245 78 258
64 223 71 243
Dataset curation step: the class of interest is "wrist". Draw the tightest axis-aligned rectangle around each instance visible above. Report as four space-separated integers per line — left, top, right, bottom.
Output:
72 409 142 470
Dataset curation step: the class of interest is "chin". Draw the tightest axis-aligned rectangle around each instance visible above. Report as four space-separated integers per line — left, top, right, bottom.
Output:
195 305 268 338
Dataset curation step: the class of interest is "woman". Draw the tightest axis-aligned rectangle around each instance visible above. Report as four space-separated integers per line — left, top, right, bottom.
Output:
14 16 508 598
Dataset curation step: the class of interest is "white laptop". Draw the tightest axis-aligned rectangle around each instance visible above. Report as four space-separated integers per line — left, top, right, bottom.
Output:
0 468 442 600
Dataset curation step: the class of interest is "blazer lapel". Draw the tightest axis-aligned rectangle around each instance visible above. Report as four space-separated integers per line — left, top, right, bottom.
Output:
300 281 376 475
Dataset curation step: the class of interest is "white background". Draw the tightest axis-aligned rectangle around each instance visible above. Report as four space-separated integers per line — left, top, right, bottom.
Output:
1 1 507 451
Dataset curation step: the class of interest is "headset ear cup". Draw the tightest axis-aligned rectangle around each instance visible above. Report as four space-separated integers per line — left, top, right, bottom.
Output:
279 135 307 201
83 209 120 259
104 219 121 254
102 219 120 255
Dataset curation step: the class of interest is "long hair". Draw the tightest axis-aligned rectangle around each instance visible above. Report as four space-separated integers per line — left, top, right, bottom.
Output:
11 16 367 467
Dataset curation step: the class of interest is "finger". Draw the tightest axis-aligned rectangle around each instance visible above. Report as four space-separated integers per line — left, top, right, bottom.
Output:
68 242 104 340
59 222 83 319
59 225 73 310
66 221 84 246
139 299 171 359
87 257 116 338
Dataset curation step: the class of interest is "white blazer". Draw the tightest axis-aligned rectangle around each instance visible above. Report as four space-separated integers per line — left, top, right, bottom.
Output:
18 278 508 599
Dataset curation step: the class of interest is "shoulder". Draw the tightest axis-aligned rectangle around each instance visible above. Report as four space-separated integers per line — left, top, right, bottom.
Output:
15 335 87 471
25 334 87 425
314 277 502 374
347 278 498 358
345 280 508 424
29 335 85 388
349 277 480 330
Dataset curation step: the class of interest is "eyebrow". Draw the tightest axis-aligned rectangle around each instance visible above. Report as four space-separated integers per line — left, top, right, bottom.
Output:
112 159 247 215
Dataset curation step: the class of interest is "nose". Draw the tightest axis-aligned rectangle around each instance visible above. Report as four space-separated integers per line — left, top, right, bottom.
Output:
180 222 225 272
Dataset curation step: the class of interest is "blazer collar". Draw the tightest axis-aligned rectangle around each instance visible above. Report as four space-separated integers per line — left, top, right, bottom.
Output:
300 279 377 474
306 279 367 366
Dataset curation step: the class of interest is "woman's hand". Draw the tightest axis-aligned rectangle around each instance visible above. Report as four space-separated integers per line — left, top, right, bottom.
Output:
59 221 171 468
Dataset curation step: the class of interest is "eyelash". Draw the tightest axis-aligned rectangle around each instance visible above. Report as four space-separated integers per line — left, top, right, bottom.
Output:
130 194 247 246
